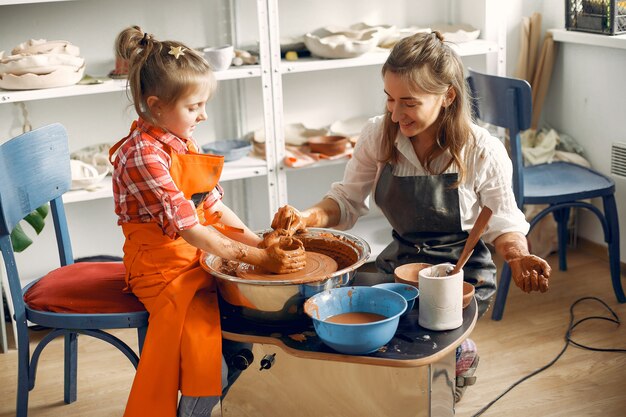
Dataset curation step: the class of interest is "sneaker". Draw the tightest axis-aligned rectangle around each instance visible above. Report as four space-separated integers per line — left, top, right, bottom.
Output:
455 355 479 403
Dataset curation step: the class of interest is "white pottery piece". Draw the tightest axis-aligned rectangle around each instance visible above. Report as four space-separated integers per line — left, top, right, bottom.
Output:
430 23 481 43
202 45 234 71
70 160 109 191
346 22 397 47
304 28 379 59
378 26 432 49
0 64 85 90
11 39 81 56
418 263 463 331
0 53 85 75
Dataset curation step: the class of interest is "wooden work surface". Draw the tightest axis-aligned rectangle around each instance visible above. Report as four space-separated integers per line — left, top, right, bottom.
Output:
221 271 477 367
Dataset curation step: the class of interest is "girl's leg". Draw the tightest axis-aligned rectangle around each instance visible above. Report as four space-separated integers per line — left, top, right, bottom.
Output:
178 356 228 417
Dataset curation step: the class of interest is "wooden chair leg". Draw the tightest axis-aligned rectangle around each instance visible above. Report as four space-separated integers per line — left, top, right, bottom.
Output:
603 194 626 303
138 325 148 355
553 207 571 272
491 262 512 321
16 329 30 417
64 332 78 404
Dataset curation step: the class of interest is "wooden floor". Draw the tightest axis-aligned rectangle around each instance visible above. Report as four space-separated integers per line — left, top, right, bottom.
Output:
1 248 625 417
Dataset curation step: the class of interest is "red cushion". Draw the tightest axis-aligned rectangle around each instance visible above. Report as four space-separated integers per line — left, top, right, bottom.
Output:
24 262 146 314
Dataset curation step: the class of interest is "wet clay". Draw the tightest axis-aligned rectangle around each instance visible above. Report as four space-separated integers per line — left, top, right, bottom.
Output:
325 312 387 324
215 224 359 281
236 252 338 283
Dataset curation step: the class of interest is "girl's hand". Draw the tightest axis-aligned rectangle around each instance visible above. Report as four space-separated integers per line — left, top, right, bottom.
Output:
271 205 307 234
508 255 551 293
261 236 306 274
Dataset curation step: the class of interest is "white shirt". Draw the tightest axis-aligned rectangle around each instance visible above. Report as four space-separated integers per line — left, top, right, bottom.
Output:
325 115 529 244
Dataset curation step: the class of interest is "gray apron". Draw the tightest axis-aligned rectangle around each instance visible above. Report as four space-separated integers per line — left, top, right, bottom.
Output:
374 164 496 317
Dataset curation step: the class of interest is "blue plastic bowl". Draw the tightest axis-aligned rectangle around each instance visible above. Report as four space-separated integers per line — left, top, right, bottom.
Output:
304 286 407 355
373 283 419 315
201 139 252 162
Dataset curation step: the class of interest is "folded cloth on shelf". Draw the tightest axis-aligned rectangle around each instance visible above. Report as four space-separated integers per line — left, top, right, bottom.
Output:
283 144 353 168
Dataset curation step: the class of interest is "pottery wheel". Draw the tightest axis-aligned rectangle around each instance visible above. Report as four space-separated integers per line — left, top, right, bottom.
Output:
236 252 338 283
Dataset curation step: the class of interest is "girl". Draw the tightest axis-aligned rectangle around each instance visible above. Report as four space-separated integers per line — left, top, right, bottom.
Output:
272 31 551 401
110 26 306 417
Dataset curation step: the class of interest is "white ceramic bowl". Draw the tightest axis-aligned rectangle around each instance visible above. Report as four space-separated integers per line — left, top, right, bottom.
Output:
202 45 234 71
304 28 379 59
70 160 109 190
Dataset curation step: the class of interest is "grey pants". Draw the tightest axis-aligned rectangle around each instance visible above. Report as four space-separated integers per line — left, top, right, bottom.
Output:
177 356 228 417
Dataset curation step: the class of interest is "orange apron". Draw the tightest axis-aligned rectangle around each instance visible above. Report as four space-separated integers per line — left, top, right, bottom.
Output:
109 123 225 417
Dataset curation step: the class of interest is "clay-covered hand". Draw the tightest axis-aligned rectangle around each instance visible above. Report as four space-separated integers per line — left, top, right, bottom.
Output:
257 229 289 249
271 205 307 235
262 236 307 274
508 255 551 293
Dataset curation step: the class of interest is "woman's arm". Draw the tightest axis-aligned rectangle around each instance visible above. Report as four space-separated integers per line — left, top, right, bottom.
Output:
272 198 341 233
493 231 551 293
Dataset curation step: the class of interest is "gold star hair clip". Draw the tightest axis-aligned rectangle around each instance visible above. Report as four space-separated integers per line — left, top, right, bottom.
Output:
169 45 186 59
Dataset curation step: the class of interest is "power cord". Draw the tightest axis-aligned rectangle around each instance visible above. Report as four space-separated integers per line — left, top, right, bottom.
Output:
471 296 625 417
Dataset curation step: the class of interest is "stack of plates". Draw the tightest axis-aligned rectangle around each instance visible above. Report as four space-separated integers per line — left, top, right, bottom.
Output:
0 39 85 90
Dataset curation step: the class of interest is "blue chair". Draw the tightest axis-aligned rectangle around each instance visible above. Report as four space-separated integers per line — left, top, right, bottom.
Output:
0 123 148 416
467 68 625 321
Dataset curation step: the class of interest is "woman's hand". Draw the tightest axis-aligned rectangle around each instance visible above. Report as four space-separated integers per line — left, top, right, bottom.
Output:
508 255 551 293
260 236 307 274
271 205 307 234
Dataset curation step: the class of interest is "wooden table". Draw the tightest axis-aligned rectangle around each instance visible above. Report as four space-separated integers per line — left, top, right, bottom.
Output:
219 272 477 417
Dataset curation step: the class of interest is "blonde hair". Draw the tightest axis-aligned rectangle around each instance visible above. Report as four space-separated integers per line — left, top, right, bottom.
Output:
380 31 475 185
115 26 216 125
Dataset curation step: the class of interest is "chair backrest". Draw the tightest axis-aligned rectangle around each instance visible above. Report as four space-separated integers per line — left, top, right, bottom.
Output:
0 123 73 325
466 69 532 209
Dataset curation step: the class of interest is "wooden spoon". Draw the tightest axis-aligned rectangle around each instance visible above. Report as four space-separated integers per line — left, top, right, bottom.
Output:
448 206 493 275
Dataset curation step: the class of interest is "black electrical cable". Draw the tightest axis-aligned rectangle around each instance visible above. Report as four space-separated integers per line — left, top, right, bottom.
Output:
470 296 626 417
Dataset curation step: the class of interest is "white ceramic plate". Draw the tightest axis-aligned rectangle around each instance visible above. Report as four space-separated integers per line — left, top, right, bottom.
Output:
11 39 81 56
0 53 85 76
304 28 379 59
0 64 85 90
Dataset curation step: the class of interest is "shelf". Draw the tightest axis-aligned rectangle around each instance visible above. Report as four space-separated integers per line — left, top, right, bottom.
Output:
0 66 261 104
551 28 626 50
62 156 268 204
280 39 499 74
220 156 268 181
0 0 76 4
281 51 389 74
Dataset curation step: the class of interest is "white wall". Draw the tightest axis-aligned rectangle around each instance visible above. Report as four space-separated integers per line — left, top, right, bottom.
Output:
516 0 626 253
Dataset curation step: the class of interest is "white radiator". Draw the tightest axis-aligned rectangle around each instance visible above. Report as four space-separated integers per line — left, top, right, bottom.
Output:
610 142 626 261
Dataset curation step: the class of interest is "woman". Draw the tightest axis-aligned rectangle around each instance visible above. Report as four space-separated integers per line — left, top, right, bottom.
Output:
273 31 551 401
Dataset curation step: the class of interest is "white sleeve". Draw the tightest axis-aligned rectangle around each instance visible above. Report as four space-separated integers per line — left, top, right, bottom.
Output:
473 133 529 243
325 117 382 230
